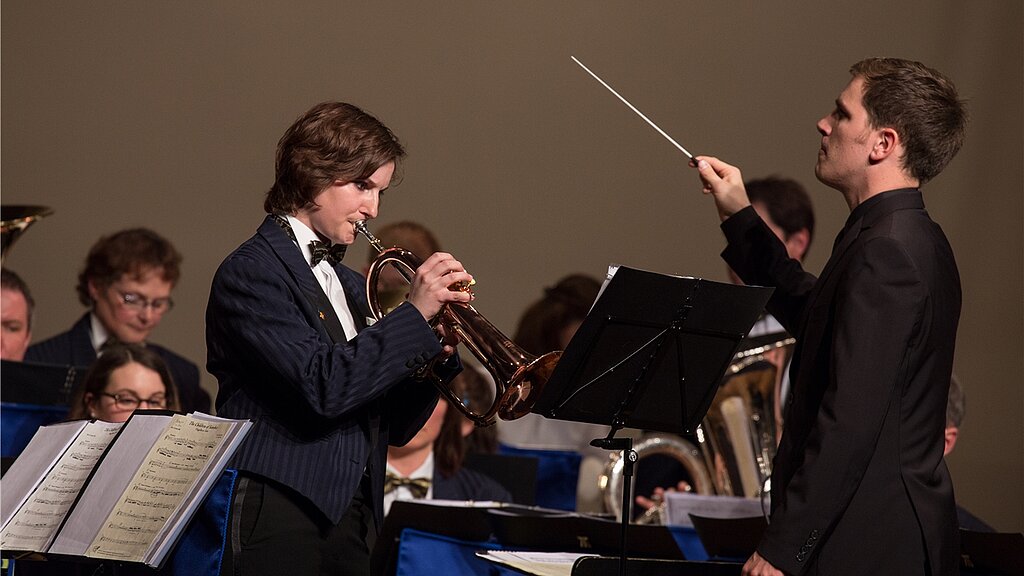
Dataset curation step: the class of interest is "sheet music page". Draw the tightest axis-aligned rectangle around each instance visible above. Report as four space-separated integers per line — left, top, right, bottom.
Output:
592 264 620 312
476 551 596 576
663 491 767 528
0 420 122 551
85 414 231 563
145 412 251 565
48 413 172 556
1 420 88 527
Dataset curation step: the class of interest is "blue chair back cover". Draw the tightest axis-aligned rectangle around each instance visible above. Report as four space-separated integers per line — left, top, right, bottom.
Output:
164 468 238 576
498 444 582 511
396 528 525 576
1 403 69 459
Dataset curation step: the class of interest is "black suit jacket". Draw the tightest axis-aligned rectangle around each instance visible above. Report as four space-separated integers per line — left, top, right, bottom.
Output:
25 313 210 413
207 216 451 526
722 189 960 575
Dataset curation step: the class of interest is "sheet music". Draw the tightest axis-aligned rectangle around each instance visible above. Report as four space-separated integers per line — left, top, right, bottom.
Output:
0 420 122 551
663 491 767 528
145 412 252 564
48 413 172 556
476 551 596 576
1 420 87 527
85 414 231 562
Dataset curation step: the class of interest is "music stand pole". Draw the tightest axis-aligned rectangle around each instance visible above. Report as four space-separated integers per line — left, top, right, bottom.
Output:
532 267 774 574
591 435 636 576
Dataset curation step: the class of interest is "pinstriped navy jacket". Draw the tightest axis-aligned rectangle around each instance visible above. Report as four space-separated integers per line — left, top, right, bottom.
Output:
206 216 448 526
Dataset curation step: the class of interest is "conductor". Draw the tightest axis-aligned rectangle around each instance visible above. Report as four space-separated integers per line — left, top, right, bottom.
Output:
693 58 967 576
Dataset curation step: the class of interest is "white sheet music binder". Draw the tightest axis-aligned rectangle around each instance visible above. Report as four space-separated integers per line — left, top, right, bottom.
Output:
0 411 251 568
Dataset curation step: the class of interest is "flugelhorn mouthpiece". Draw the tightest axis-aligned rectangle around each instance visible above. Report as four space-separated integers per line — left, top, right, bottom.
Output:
354 220 384 253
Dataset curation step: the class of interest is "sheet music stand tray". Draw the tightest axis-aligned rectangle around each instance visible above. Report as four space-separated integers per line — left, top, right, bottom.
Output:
533 266 772 575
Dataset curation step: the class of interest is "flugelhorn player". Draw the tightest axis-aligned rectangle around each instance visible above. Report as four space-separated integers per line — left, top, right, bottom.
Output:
206 101 472 576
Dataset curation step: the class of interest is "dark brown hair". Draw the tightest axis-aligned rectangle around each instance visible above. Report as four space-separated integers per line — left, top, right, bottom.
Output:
68 342 181 420
76 228 182 307
745 176 815 255
433 368 497 477
850 58 967 184
513 274 601 356
264 101 406 215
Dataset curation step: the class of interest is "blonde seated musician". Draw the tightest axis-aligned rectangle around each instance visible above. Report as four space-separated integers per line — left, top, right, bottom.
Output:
384 368 511 514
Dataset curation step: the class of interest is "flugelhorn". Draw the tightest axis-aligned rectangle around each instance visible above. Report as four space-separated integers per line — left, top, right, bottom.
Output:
355 220 562 427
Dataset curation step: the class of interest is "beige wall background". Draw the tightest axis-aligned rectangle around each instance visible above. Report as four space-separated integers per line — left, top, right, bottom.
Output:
3 1 1021 531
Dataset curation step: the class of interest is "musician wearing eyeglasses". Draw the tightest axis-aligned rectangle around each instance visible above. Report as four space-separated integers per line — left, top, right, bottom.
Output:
25 227 210 413
695 58 966 575
207 101 473 576
66 341 180 422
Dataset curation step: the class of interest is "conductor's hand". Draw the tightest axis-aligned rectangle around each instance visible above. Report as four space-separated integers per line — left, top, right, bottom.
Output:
742 552 785 576
407 252 474 323
692 156 751 222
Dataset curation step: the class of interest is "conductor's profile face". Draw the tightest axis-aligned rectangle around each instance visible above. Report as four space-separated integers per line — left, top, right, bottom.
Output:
814 75 875 190
298 161 395 246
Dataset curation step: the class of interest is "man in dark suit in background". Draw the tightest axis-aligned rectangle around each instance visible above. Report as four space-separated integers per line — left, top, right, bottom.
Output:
25 228 209 413
207 101 474 576
694 57 967 575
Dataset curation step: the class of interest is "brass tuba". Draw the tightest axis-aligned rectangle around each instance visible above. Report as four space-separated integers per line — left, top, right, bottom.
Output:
355 220 562 427
697 333 795 498
600 433 714 524
1 205 53 261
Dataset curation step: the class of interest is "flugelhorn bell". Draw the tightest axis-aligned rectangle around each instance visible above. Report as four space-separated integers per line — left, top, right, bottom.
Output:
356 220 562 427
1 205 53 260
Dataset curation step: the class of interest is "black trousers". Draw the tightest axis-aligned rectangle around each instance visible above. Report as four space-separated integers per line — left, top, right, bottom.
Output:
220 473 377 576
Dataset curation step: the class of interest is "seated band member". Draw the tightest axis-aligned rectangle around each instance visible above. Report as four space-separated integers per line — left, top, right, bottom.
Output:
2 268 34 361
208 101 473 576
67 341 181 422
385 368 512 514
497 273 609 512
694 58 966 575
25 228 210 413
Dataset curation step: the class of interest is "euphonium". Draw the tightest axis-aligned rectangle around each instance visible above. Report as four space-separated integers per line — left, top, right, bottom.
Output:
697 333 795 498
355 221 562 427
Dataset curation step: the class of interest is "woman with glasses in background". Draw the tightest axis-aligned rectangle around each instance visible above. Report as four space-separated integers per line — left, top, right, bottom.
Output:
67 341 180 422
26 227 209 413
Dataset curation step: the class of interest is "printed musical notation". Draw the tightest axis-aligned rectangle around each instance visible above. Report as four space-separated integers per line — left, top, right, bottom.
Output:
86 414 231 562
0 421 122 551
2 412 251 568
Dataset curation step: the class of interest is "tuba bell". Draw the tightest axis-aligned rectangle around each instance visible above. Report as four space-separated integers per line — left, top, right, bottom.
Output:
1 205 53 261
697 332 795 498
600 433 714 524
355 221 562 427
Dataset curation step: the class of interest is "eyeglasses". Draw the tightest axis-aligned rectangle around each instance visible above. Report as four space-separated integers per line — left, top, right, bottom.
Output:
117 291 174 314
100 392 168 411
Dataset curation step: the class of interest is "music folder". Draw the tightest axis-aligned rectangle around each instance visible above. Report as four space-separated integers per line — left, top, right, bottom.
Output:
534 265 773 436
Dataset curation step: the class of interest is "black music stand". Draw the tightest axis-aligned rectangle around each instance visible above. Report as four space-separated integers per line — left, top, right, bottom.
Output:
533 266 773 576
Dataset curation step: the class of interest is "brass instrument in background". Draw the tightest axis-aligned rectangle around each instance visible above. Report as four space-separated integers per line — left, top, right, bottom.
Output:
355 220 562 427
600 433 713 524
1 205 53 261
599 333 795 523
698 333 795 498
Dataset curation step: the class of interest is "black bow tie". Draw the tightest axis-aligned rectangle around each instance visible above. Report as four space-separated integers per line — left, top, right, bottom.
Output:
384 473 431 499
309 240 347 266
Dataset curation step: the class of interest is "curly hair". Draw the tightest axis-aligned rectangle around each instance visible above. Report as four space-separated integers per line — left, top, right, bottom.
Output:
76 228 181 307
